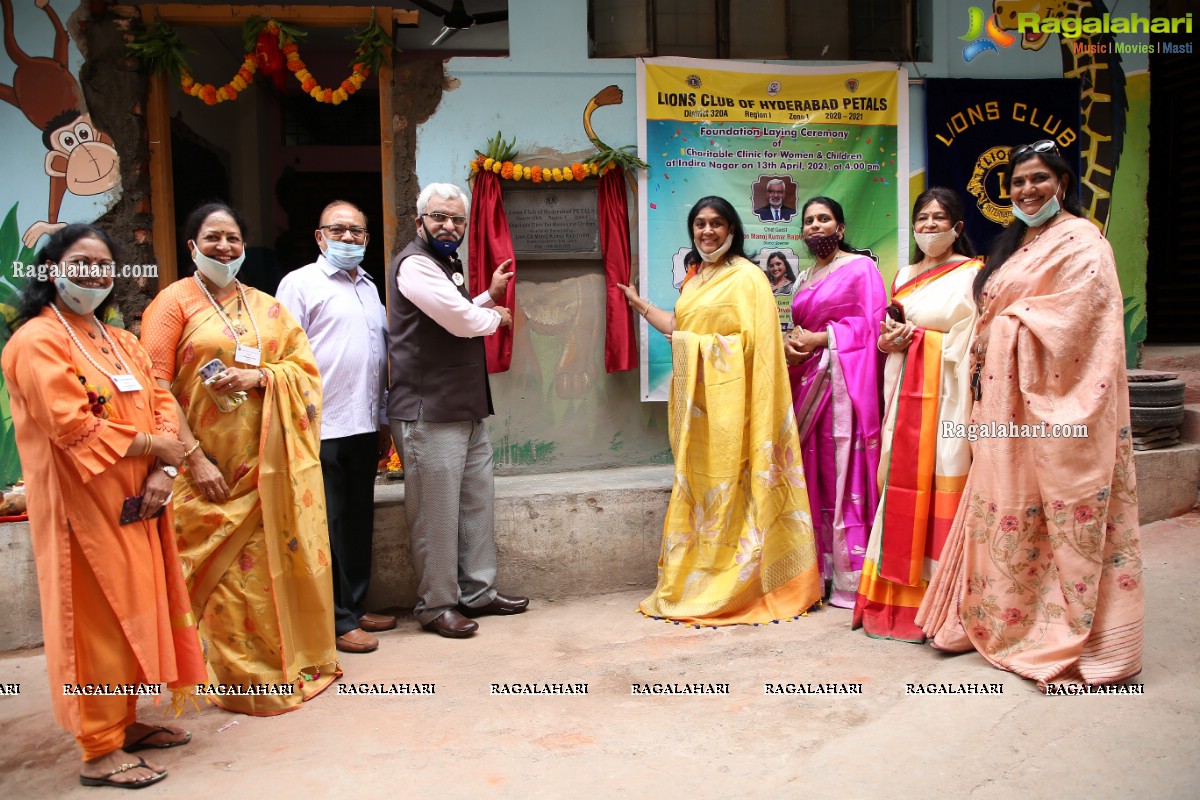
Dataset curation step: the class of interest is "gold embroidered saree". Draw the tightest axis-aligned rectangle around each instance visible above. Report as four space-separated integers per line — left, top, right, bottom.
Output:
639 256 821 624
145 282 339 714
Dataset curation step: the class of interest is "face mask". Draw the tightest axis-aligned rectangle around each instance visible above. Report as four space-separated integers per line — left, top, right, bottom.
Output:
914 228 958 257
698 234 734 264
54 277 113 315
192 245 245 288
422 222 462 256
322 234 365 270
804 233 841 260
1011 194 1061 227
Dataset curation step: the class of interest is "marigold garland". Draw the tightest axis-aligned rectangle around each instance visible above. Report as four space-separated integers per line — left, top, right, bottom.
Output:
469 155 609 183
130 17 385 107
180 55 257 106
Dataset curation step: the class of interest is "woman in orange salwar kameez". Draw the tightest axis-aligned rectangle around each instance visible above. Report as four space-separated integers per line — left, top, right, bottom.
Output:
141 203 338 715
2 225 206 789
917 144 1144 690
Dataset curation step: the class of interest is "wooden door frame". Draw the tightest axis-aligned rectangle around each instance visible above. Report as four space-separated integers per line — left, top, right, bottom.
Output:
140 4 417 285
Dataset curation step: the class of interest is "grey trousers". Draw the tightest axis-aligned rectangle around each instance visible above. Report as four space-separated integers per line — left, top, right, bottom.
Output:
392 414 498 625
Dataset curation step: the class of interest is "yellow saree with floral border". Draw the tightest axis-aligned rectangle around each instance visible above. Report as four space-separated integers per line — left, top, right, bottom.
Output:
639 256 821 625
166 286 338 714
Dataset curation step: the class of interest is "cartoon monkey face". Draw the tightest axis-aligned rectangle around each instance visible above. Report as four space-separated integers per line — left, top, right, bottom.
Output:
44 113 120 196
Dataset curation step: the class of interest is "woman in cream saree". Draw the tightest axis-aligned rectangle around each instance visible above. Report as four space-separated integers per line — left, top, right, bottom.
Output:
854 189 981 642
619 196 821 625
141 203 339 714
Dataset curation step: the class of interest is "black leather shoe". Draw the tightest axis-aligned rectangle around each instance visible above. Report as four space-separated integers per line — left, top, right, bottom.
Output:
459 592 529 618
421 609 478 638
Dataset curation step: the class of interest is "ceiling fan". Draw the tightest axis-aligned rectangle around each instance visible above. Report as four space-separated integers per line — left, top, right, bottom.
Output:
409 0 509 47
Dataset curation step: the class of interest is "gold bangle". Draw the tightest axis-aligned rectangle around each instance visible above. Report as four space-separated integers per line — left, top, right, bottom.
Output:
257 368 268 388
182 439 202 459
641 301 653 318
143 433 153 457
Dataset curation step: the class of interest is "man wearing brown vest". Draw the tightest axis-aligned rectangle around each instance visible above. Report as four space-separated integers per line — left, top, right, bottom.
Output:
387 182 528 638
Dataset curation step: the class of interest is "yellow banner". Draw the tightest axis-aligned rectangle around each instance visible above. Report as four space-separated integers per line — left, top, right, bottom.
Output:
645 64 898 127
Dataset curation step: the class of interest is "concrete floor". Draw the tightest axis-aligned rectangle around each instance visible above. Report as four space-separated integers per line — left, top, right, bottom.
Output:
1 513 1197 800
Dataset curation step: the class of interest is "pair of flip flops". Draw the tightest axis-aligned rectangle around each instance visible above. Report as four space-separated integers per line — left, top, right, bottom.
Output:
79 757 166 789
124 726 192 753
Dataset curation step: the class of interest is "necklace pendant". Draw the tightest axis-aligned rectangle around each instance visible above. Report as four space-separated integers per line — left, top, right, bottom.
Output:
232 323 247 336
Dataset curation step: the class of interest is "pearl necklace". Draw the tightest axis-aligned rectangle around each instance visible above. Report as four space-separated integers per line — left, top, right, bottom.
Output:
194 274 261 350
49 302 130 385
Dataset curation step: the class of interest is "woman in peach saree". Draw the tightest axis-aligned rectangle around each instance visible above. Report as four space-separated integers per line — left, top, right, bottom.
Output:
917 144 1143 689
141 203 339 714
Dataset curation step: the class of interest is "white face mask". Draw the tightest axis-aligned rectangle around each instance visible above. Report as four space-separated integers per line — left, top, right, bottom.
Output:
1011 194 1062 228
913 228 958 258
191 245 246 288
54 277 113 315
698 234 734 264
321 234 366 271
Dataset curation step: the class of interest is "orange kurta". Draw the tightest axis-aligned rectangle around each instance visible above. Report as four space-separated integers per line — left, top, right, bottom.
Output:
1 307 206 756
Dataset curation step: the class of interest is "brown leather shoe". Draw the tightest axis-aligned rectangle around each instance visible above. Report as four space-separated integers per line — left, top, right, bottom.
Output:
458 592 529 618
358 612 398 632
421 609 478 638
336 628 379 653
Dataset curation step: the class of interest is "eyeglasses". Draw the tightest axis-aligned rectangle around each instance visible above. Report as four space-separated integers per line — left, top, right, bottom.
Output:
423 212 468 227
320 225 368 240
1011 140 1060 158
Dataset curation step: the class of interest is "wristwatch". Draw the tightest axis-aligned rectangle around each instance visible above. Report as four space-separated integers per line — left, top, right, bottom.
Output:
160 465 179 479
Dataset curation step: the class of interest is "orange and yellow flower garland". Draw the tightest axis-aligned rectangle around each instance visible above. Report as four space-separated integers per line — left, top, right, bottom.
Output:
283 41 371 105
143 18 378 106
469 155 614 183
180 55 257 105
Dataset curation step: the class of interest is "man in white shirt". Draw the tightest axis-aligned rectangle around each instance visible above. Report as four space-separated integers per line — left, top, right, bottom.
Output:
276 200 395 654
386 183 527 639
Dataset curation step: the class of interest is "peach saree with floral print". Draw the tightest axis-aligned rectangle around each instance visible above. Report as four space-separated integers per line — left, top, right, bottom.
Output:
639 256 821 624
917 218 1144 689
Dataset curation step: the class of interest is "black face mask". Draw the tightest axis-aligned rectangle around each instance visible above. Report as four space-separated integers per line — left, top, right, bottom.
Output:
804 233 840 260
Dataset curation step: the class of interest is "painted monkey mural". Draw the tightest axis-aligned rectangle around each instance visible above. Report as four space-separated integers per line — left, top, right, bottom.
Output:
1 0 120 247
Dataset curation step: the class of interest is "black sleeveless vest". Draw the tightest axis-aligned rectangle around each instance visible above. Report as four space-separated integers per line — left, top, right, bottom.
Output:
386 236 493 422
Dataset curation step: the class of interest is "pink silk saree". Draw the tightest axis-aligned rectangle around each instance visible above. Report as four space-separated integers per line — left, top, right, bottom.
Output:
789 254 887 607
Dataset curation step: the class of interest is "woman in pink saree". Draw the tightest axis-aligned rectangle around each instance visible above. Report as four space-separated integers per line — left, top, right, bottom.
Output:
917 142 1144 689
785 197 887 608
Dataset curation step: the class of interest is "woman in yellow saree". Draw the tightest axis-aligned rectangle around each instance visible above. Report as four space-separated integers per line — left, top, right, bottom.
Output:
141 203 339 714
619 196 821 625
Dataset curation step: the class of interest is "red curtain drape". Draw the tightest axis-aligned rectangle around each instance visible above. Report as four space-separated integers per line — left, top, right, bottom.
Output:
468 171 516 373
598 165 637 372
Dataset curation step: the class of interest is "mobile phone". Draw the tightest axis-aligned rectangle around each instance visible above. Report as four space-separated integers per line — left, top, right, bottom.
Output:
119 495 166 525
886 303 906 324
199 358 227 382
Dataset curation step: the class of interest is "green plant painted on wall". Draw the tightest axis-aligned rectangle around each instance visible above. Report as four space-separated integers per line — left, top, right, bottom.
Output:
1 204 35 486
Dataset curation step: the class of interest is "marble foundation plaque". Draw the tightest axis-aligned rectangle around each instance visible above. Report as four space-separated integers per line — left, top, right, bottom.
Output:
503 186 600 259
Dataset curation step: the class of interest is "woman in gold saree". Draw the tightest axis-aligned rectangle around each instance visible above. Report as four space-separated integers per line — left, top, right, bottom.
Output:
854 188 981 642
917 143 1143 689
141 203 339 714
619 196 821 625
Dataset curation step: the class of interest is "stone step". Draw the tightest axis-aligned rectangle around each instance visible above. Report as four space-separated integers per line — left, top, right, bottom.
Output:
3 451 1197 652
